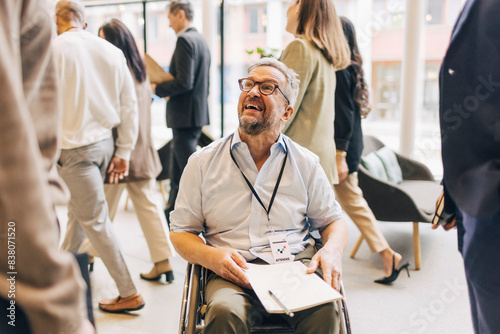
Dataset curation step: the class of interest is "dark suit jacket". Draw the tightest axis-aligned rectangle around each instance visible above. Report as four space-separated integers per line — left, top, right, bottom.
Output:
439 0 500 217
156 27 210 129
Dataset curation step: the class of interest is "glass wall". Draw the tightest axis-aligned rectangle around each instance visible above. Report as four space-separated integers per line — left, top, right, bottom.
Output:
220 0 462 177
85 0 204 149
81 0 465 177
221 0 292 136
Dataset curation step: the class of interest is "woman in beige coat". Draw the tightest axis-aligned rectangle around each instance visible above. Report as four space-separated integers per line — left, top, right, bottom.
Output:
280 0 350 185
96 19 174 282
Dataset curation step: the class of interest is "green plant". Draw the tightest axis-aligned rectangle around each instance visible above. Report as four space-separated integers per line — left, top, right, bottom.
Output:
245 47 280 58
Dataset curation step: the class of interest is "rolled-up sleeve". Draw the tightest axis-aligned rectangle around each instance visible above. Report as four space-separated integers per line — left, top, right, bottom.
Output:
170 154 205 234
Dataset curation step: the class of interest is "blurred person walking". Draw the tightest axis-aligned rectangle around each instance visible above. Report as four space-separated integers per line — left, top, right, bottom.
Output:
152 0 211 224
334 17 406 284
435 0 500 333
53 0 144 313
93 18 175 282
280 0 350 186
0 0 93 332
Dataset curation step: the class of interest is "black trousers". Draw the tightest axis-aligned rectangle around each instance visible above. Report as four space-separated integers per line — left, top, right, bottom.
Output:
456 209 500 334
168 127 202 209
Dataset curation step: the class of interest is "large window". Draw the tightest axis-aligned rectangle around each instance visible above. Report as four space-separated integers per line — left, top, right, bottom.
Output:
81 0 463 177
85 0 203 148
246 6 267 34
426 0 444 24
372 62 402 121
372 0 406 30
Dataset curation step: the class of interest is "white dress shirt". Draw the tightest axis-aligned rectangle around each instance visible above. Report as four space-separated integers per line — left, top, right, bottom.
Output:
52 30 138 160
170 131 343 263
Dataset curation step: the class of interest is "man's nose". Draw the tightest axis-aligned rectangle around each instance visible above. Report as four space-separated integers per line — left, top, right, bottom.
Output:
248 84 261 96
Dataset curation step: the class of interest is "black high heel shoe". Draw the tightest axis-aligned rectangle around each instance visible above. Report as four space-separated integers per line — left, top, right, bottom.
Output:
374 255 410 285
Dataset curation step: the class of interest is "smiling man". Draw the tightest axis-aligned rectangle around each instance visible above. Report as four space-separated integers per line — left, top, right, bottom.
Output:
169 58 348 334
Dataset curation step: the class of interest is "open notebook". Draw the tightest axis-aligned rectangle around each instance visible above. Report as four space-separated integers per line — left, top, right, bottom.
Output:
244 262 342 314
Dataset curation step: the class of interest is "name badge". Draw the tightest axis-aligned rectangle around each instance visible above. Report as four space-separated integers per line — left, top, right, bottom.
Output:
269 234 292 264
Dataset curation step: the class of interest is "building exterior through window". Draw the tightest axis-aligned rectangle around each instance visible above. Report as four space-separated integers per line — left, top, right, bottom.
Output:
81 0 465 178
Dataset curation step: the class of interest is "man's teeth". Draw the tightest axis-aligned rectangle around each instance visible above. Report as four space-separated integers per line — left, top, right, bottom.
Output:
246 104 262 111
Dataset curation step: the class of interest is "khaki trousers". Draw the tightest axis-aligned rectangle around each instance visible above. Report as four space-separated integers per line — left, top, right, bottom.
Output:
105 179 173 263
334 172 389 253
203 245 339 334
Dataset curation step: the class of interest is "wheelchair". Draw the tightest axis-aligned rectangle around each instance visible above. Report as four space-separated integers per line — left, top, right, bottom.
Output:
179 263 352 334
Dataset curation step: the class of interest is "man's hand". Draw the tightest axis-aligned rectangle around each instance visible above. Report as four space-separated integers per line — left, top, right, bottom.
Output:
431 218 457 231
306 246 343 291
431 193 457 231
336 154 349 183
107 156 129 184
207 248 250 288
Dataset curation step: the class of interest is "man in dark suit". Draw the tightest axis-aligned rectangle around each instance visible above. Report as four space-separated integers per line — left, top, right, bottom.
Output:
437 1 500 333
154 0 211 222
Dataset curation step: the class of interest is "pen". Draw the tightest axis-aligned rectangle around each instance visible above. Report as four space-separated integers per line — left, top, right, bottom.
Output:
268 289 294 317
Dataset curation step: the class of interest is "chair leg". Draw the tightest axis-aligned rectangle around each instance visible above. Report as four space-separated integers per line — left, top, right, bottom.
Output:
350 235 364 258
158 180 168 206
413 222 421 270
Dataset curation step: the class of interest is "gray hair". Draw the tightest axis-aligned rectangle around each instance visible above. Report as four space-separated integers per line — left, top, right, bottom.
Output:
168 0 194 22
247 58 300 106
56 0 86 25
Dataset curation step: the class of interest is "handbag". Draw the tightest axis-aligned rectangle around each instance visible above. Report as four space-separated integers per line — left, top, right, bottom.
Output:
432 191 456 226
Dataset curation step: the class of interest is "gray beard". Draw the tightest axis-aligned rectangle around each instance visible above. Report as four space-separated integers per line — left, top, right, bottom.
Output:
239 115 269 136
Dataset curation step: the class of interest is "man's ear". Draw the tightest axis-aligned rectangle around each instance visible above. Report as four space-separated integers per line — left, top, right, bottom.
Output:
282 105 294 122
178 9 185 20
83 22 88 30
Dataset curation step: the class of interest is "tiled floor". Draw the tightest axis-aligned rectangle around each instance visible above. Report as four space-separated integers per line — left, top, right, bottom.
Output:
57 186 473 334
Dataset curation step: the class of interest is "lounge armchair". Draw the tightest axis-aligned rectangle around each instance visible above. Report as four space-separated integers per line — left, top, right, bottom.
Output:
350 135 442 270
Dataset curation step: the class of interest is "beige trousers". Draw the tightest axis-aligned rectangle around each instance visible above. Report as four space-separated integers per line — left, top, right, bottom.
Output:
84 179 173 263
334 172 389 253
106 179 173 262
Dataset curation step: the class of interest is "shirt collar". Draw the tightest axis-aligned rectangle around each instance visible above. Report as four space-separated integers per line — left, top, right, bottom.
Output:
231 130 287 154
176 25 192 36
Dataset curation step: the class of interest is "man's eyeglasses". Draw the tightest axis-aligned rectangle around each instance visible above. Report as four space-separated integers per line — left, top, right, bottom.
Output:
238 78 290 105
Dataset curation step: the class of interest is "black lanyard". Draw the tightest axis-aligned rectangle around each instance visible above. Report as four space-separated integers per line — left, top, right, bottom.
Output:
229 136 288 224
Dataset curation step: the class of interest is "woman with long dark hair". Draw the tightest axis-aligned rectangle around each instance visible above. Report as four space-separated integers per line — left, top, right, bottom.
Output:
85 19 174 282
334 16 407 284
280 0 350 186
